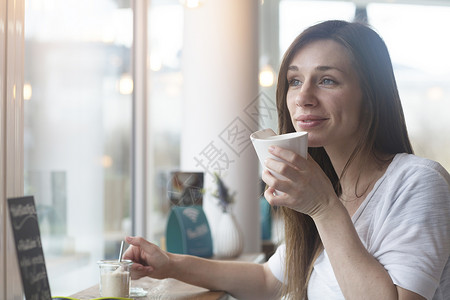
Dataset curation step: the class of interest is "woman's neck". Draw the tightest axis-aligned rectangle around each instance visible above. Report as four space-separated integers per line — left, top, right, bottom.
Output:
325 145 393 214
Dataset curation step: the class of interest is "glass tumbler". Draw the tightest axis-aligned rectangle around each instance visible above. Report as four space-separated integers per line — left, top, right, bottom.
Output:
97 260 133 297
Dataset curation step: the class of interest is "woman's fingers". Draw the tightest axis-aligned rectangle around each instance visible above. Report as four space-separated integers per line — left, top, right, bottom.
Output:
122 244 139 261
264 186 282 206
126 236 153 252
129 264 154 279
123 235 172 280
268 146 307 166
264 147 307 181
262 168 288 193
123 236 157 267
261 148 337 216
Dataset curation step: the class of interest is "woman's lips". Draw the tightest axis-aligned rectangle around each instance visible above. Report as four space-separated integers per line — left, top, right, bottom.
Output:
295 115 328 129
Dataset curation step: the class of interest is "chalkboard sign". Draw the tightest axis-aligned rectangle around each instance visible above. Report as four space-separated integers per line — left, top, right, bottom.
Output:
8 196 52 300
166 205 213 258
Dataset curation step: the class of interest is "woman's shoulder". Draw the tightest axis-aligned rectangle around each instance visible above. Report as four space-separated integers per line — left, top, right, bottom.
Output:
375 153 450 211
388 153 450 182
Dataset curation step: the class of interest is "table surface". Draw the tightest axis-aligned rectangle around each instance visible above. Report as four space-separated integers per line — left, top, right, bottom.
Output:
70 253 265 300
70 277 228 300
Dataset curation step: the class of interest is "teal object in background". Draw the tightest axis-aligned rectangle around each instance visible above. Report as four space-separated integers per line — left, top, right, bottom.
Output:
260 197 272 241
166 205 213 257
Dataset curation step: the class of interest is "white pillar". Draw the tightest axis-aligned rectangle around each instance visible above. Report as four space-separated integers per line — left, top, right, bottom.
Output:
1 0 25 297
181 0 261 253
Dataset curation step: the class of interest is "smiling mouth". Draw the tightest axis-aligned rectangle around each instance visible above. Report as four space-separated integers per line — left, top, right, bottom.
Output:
297 118 327 128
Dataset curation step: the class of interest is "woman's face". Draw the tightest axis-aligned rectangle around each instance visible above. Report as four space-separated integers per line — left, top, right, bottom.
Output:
286 39 364 152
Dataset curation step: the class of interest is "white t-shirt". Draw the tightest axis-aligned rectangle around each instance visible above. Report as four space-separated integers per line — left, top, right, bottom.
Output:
267 153 450 300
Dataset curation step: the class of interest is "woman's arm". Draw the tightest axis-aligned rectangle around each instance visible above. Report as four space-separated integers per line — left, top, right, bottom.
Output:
168 253 282 300
123 236 282 300
313 203 425 300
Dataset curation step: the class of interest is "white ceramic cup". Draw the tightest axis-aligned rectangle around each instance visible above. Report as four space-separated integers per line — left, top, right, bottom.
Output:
250 128 308 182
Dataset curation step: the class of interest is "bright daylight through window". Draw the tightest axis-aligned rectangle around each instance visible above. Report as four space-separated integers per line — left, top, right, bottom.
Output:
24 0 133 294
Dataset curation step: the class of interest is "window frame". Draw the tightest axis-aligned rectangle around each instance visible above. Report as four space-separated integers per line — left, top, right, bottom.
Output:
132 0 148 238
1 0 25 298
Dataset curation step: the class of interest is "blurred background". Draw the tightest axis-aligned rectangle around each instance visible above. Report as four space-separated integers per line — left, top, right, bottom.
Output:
21 0 450 295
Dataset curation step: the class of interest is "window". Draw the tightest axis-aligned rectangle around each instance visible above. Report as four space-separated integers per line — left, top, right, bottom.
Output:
22 0 185 294
368 3 450 171
146 2 184 246
279 0 356 55
24 0 133 295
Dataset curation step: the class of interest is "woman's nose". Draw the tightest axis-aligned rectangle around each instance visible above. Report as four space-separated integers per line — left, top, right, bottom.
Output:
295 81 317 107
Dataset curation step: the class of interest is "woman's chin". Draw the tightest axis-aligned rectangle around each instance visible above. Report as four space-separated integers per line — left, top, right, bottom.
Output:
305 136 323 148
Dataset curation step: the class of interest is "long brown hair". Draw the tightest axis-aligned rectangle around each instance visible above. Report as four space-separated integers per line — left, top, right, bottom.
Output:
276 20 413 299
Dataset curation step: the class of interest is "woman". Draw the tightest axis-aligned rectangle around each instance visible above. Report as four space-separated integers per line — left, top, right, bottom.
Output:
124 20 450 300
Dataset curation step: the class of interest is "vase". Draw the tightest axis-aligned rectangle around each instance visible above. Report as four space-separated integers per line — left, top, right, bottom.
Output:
214 210 244 258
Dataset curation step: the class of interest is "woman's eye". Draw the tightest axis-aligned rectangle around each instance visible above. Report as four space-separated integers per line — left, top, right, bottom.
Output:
321 78 336 85
288 79 301 87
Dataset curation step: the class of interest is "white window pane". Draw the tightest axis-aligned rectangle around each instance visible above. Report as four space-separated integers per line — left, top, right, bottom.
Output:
368 3 450 171
24 0 133 295
279 0 356 56
368 4 450 75
146 3 184 244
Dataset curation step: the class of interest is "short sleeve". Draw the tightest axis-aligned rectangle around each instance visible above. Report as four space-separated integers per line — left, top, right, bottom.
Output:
267 244 286 283
363 158 450 299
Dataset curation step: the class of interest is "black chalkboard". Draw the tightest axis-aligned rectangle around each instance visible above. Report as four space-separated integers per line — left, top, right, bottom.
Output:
8 196 52 300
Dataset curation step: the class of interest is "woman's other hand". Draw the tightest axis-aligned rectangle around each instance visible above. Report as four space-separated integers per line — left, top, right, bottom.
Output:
123 236 171 280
